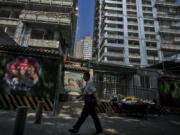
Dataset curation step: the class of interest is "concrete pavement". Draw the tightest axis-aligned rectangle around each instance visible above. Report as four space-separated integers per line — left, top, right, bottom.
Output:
0 101 180 135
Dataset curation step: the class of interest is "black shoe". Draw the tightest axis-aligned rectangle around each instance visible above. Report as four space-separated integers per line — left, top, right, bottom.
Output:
68 128 79 134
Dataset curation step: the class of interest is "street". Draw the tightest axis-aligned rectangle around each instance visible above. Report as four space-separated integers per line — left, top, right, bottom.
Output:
0 101 180 135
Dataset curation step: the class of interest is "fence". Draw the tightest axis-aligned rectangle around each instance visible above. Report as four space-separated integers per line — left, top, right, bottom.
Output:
94 71 158 101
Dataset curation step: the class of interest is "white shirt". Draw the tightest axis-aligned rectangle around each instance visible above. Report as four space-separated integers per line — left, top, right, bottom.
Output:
83 80 96 95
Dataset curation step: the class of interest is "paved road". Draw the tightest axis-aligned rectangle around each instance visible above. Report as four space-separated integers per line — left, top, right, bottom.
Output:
0 101 180 135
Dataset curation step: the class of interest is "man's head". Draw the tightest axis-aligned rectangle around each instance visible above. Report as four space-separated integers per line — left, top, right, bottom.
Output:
83 72 90 81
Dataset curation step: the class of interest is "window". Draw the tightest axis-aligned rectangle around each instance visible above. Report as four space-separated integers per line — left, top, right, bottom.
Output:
6 26 16 38
140 76 150 88
31 29 44 39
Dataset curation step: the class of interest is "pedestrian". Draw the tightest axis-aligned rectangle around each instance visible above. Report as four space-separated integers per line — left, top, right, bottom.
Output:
68 72 103 134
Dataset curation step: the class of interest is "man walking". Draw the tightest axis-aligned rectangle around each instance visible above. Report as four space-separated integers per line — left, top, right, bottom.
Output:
69 72 103 134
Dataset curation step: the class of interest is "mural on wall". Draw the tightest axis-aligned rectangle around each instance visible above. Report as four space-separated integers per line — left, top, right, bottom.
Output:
4 57 41 91
64 71 84 95
0 53 59 98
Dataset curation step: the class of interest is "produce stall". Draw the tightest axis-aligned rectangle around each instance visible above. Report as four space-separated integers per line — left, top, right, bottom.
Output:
116 95 161 117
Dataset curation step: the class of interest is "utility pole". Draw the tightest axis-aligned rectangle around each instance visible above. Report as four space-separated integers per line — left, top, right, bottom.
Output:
53 57 64 116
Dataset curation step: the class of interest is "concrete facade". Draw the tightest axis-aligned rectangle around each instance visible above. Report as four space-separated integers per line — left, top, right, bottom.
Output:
76 34 93 60
0 0 78 56
93 0 180 67
75 40 83 58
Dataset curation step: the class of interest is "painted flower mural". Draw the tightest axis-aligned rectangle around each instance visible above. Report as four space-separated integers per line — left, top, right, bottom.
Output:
4 57 41 91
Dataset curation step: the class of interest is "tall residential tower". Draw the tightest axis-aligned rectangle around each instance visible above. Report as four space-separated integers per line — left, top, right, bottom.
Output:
76 34 93 60
93 0 180 67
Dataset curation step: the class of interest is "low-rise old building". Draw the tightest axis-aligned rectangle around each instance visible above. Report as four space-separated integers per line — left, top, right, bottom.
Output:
0 0 78 55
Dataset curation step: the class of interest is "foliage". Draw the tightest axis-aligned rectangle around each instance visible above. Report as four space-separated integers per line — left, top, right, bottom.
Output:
159 79 180 107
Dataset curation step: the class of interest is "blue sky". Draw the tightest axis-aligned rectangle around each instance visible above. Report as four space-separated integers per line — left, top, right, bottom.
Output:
76 0 180 41
76 0 94 41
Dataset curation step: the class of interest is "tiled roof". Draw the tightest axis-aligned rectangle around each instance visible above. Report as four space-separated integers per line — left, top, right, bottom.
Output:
64 64 89 72
0 44 62 57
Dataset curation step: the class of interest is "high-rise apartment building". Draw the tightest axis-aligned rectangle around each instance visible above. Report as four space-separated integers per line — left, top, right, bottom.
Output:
0 0 78 55
76 34 92 60
93 0 180 67
76 40 83 58
83 34 93 60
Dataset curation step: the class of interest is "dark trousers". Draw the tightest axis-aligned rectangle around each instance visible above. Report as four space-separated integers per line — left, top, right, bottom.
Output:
73 101 103 132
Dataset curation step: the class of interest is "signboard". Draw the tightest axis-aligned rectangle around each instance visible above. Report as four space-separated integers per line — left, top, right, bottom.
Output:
64 71 84 95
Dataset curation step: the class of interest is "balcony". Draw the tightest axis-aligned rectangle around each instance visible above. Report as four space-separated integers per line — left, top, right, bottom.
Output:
104 43 124 48
102 61 125 65
0 17 19 26
146 47 157 51
127 2 136 5
128 22 138 26
127 9 137 12
127 16 137 19
127 14 137 17
105 13 123 18
0 0 73 6
146 39 157 43
144 23 154 28
142 4 152 8
104 0 122 5
104 6 123 11
156 1 178 7
145 31 156 35
103 52 124 58
103 34 124 39
104 20 123 25
157 14 180 21
19 11 71 25
174 38 180 43
159 25 169 29
159 28 180 35
128 36 139 41
147 56 159 61
161 44 180 52
171 23 180 28
128 29 138 33
143 15 154 19
129 54 140 59
128 45 140 49
104 27 123 32
161 40 173 44
28 39 59 48
143 10 152 14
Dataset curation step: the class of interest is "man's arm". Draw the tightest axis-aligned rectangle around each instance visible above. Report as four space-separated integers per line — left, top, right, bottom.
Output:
76 94 83 99
93 92 98 100
93 91 101 104
76 87 85 99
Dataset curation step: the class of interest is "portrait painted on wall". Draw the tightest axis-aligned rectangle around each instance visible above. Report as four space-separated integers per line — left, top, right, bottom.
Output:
4 57 42 91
